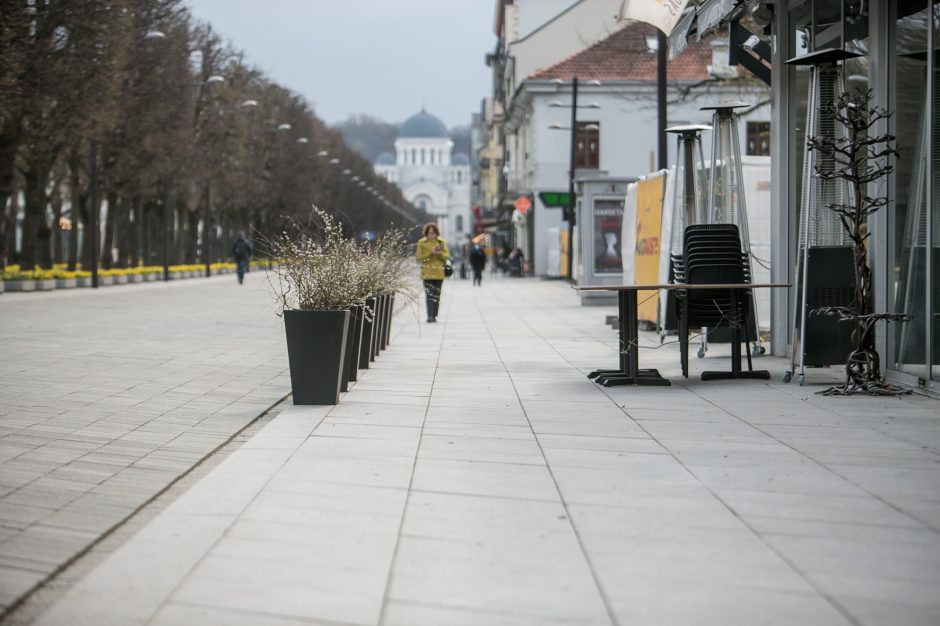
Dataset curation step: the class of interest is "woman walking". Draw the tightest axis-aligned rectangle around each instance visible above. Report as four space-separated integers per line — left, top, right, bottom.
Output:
416 223 449 323
469 237 486 286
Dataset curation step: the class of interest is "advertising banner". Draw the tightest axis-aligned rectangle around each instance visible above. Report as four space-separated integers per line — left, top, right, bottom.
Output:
635 175 665 323
592 199 624 275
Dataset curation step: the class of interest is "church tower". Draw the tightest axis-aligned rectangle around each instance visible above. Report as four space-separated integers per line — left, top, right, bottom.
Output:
375 109 470 245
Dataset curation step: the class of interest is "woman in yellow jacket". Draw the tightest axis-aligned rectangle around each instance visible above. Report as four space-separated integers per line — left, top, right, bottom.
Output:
416 222 449 323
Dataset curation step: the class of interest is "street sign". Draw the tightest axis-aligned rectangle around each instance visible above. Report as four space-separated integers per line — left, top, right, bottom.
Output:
513 195 532 213
539 191 571 207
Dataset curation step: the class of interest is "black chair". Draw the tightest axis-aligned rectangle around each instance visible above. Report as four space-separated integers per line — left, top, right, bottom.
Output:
674 224 768 381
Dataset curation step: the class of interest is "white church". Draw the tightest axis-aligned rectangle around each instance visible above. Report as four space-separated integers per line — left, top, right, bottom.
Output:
374 109 470 246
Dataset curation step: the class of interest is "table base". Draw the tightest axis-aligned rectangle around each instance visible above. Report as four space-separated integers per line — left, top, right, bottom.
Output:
593 368 671 387
701 370 771 381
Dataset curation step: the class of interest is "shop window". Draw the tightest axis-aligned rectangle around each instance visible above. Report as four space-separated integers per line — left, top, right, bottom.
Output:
746 121 771 156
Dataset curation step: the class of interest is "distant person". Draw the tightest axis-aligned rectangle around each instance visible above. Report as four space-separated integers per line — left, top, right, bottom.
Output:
415 223 449 323
469 240 486 286
231 232 252 284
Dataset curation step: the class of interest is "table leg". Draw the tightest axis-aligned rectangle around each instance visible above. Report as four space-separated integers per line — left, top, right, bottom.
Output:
593 290 670 387
701 288 770 381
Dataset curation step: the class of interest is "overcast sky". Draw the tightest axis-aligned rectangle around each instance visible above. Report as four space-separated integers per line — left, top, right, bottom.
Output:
185 0 496 129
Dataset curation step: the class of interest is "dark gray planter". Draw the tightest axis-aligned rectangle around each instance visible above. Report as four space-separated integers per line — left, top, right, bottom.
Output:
371 295 383 360
348 304 365 382
283 309 349 405
384 294 395 347
359 297 376 369
342 304 364 389
379 294 390 351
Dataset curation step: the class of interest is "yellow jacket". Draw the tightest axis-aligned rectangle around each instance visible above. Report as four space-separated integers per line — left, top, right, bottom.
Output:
416 237 450 280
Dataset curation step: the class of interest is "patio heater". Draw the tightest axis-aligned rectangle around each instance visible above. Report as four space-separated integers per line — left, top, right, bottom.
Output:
896 50 940 370
784 49 861 385
699 101 764 357
660 124 710 337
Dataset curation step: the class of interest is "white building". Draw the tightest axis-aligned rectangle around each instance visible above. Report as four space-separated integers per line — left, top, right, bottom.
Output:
374 110 471 246
502 22 771 277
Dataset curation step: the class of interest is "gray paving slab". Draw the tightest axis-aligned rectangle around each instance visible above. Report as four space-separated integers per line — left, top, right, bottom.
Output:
20 278 940 626
0 275 289 616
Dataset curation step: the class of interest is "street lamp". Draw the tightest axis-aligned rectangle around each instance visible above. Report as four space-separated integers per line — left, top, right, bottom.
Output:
201 74 226 277
547 75 602 280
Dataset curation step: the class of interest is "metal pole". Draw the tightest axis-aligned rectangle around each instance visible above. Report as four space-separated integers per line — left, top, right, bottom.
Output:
90 140 99 289
657 30 668 171
203 178 211 277
163 179 171 281
566 76 578 281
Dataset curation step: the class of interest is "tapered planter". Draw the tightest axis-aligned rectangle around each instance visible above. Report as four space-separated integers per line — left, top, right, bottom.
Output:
379 294 391 351
370 296 382 361
374 295 386 355
347 304 365 383
359 296 377 369
284 309 350 405
340 305 363 392
384 294 395 347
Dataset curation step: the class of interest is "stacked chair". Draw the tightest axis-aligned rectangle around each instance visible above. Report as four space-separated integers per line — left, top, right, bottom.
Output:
674 223 769 381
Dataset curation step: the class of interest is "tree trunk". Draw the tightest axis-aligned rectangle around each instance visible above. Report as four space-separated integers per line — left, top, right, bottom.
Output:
20 165 51 269
187 210 199 263
102 189 119 269
132 196 144 267
51 187 64 264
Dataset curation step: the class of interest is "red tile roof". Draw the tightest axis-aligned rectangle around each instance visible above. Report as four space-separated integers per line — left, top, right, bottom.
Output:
530 21 721 82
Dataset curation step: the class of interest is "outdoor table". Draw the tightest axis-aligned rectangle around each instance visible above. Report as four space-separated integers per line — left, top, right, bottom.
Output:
576 283 790 387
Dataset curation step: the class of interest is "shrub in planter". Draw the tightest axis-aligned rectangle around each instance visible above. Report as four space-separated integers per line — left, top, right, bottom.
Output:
263 207 371 405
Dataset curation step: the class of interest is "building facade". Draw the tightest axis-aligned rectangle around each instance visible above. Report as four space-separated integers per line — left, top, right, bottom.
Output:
374 110 471 245
673 0 938 392
498 21 770 277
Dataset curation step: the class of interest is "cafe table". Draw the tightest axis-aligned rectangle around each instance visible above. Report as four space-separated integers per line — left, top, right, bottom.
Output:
576 283 790 387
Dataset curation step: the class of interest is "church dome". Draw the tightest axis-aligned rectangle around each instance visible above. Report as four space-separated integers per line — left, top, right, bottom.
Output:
452 153 469 165
375 152 395 165
399 110 448 138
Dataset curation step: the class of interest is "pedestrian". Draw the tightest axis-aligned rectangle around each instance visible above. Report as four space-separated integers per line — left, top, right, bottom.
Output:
469 238 486 286
415 222 449 323
231 232 252 285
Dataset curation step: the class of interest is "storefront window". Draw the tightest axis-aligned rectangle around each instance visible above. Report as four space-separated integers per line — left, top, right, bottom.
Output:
891 2 933 380
934 3 940 382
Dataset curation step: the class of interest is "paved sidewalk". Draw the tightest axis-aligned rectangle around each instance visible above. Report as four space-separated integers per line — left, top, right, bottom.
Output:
0 275 290 615
20 278 940 625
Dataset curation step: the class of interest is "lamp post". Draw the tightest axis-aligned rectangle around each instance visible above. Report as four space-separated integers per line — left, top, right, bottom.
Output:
200 74 226 278
90 140 99 288
549 77 601 280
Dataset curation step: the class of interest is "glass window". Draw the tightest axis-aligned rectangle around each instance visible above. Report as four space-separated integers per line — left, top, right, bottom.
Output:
574 122 600 169
746 121 771 156
891 1 932 380
456 215 464 232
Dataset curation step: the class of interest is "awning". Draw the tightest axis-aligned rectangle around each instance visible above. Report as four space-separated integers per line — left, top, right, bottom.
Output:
665 0 750 60
618 0 692 37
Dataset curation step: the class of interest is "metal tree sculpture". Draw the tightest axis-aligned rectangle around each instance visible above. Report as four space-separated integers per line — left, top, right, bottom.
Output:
807 89 911 396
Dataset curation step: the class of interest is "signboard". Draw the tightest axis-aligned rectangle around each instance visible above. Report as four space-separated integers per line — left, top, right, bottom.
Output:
539 191 571 208
592 199 624 274
513 195 532 213
635 175 665 322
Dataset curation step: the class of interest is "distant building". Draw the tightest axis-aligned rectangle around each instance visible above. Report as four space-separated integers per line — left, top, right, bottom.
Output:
494 19 770 277
374 110 471 245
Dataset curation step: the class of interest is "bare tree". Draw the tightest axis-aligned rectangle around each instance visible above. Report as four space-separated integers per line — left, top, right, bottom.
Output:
808 89 911 396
